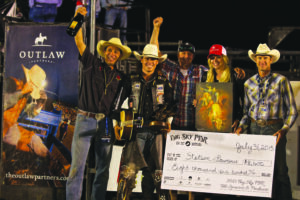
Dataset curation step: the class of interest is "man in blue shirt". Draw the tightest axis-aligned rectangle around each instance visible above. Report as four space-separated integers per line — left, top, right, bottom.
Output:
235 43 298 200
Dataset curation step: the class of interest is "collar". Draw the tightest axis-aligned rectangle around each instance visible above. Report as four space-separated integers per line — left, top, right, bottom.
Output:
257 72 272 83
140 71 158 83
177 63 194 76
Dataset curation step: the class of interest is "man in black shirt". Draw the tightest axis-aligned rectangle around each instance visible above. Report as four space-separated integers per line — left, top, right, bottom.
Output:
113 44 175 200
66 6 132 200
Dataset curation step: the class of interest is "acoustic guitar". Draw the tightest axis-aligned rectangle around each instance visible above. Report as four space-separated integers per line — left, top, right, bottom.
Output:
119 110 143 141
119 110 170 140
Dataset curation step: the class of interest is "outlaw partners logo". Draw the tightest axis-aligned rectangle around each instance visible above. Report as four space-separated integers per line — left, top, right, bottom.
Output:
33 33 51 47
19 32 65 63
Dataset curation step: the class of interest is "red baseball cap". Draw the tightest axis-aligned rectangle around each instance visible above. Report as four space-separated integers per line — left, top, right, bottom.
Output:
208 44 227 58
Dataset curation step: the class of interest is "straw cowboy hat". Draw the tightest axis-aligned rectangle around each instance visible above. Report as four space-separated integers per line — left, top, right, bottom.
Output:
133 44 167 63
248 43 280 64
97 37 132 61
22 64 46 99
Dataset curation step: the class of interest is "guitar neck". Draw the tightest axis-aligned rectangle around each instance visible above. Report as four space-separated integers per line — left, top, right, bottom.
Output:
120 118 143 127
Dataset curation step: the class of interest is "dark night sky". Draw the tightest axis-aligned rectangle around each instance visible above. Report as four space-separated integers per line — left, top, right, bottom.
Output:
57 0 300 49
56 0 300 66
143 0 300 50
127 0 300 66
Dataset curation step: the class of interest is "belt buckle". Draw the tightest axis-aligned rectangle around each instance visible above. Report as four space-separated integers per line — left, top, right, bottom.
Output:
95 113 105 121
256 119 267 127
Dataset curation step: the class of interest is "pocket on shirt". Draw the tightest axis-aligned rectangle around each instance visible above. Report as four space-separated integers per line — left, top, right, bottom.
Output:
247 88 258 102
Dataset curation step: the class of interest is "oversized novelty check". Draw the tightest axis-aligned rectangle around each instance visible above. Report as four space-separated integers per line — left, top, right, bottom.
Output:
161 130 276 198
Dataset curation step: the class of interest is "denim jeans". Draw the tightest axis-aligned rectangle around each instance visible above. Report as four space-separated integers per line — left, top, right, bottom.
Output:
249 121 292 200
66 114 113 200
29 4 57 22
104 8 127 42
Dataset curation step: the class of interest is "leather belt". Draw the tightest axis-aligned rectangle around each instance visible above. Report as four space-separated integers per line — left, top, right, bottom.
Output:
251 118 283 127
77 109 105 121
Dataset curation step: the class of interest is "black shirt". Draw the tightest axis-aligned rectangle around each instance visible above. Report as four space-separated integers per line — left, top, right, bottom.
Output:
115 71 175 123
78 48 125 115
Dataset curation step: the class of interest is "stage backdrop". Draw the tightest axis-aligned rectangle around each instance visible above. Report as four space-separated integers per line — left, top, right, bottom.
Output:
1 23 79 187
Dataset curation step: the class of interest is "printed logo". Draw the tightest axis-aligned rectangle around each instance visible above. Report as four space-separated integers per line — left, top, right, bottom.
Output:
19 32 65 63
33 33 51 47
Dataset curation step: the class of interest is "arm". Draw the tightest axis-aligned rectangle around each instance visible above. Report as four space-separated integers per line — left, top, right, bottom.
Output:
74 7 88 56
149 17 163 55
274 78 298 144
281 78 298 131
234 67 246 80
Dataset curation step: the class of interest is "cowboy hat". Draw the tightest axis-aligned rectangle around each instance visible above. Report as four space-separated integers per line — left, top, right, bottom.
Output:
248 43 280 64
133 44 167 63
22 64 46 99
97 37 132 61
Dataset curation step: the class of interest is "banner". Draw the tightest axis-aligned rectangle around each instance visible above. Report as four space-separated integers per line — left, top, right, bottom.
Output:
2 23 79 187
162 130 276 198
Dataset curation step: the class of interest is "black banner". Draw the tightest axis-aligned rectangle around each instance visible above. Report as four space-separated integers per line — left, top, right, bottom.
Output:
2 23 79 187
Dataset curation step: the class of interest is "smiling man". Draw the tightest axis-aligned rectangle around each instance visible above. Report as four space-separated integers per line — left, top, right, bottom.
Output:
113 44 175 200
66 6 132 200
235 43 298 200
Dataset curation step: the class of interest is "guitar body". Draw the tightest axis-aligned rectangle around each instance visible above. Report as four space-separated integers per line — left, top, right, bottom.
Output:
119 111 167 140
120 110 134 141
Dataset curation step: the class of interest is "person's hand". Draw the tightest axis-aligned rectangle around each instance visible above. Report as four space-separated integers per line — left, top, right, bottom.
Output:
234 127 243 135
75 6 88 17
166 122 171 133
114 125 122 140
273 129 287 145
161 122 171 133
234 67 245 79
231 120 239 133
153 17 163 28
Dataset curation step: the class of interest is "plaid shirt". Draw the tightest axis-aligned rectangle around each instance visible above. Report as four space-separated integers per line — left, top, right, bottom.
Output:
239 72 298 132
161 59 207 129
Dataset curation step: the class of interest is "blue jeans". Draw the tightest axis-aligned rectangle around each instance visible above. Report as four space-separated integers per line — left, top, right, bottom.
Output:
249 122 292 200
66 114 113 200
104 8 127 42
29 4 57 22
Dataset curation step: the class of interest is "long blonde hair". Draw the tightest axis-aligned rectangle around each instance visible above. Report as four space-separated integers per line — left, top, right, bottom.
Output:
206 55 231 82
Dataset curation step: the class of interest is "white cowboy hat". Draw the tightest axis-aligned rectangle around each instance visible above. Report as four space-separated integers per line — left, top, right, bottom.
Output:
133 44 167 63
97 37 132 61
22 64 46 99
248 43 280 64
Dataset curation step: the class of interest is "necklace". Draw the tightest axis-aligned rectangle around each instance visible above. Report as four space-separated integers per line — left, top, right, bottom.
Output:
104 68 116 95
